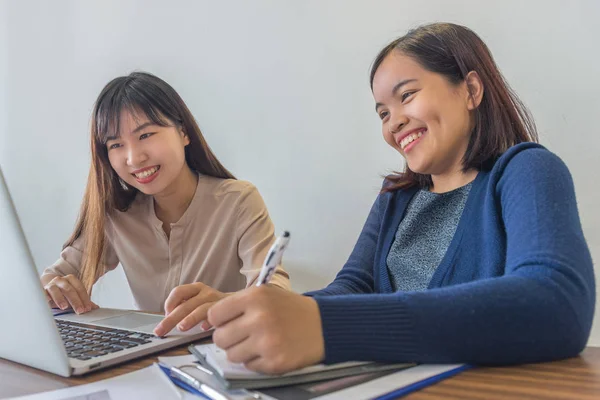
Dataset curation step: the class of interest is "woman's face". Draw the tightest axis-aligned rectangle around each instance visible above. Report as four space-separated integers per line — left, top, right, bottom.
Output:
105 109 190 196
372 51 479 179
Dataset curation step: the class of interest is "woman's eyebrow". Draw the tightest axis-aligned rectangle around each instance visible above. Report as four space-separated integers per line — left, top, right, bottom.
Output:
105 122 157 141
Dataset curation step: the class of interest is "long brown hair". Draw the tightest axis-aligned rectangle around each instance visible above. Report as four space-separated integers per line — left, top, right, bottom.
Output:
66 72 235 292
370 23 538 191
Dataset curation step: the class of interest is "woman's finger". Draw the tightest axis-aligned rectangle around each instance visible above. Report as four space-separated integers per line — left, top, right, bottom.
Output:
220 336 258 365
212 314 253 351
65 275 93 311
177 302 214 331
164 284 205 315
45 283 69 310
53 279 85 313
155 294 207 336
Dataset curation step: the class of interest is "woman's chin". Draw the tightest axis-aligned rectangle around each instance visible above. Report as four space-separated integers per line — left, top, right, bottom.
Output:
406 161 430 176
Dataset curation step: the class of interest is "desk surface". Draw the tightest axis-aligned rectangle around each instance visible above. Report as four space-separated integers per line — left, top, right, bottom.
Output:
2 345 599 399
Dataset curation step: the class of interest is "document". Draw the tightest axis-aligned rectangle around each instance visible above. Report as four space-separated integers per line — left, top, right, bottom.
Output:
11 364 181 400
60 391 110 400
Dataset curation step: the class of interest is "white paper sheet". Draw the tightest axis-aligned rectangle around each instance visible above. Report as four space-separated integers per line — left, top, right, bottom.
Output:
9 364 181 400
197 343 368 380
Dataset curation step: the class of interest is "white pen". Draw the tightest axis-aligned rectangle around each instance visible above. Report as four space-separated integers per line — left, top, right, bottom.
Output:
256 231 290 286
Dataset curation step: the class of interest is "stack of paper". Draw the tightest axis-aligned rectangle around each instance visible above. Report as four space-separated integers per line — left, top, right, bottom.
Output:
204 344 374 380
159 345 467 400
193 344 414 390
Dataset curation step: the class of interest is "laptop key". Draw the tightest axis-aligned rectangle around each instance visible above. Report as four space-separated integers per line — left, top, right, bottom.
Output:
114 342 138 348
80 350 108 357
106 346 124 353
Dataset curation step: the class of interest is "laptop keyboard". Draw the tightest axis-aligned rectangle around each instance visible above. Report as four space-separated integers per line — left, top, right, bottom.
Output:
56 320 159 361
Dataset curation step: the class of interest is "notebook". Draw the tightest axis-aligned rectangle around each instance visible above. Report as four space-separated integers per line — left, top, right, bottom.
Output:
192 343 415 390
158 349 468 400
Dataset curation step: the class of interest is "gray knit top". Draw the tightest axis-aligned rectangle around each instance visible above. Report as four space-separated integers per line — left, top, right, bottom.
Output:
387 182 472 292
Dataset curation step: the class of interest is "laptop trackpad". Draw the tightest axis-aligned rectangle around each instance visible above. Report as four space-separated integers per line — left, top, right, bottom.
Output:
95 313 163 334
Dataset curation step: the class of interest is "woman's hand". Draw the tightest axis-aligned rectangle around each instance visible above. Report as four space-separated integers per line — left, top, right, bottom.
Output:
42 274 98 314
154 282 229 337
208 285 325 375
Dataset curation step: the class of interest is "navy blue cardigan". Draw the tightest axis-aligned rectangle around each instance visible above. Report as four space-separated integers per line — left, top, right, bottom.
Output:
307 143 595 365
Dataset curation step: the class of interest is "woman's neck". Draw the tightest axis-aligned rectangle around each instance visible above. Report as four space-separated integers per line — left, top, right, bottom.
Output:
153 166 199 225
430 168 478 194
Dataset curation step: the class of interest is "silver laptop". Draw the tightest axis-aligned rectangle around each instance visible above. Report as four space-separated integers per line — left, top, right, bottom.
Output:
0 166 212 377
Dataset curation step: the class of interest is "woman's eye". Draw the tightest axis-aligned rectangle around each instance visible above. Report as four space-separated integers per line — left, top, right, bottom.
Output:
378 111 389 120
108 143 121 150
401 91 415 102
139 132 155 140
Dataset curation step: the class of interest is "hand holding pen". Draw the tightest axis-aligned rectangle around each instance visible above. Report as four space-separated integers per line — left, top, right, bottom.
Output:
207 230 326 375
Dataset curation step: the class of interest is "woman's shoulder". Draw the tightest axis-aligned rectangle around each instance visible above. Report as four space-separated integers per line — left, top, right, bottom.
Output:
197 177 268 219
198 175 258 198
485 143 576 205
492 142 571 182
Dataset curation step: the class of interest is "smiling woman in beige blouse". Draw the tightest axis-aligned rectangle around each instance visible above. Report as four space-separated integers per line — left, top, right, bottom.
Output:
41 72 290 337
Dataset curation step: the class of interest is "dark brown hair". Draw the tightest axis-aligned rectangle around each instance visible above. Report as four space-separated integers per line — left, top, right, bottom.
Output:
370 23 538 191
66 72 235 292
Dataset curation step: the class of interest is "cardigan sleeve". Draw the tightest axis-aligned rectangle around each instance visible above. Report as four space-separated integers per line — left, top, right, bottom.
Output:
312 149 595 365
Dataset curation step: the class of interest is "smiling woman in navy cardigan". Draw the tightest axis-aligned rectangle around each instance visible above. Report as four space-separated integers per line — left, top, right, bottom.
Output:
206 23 595 375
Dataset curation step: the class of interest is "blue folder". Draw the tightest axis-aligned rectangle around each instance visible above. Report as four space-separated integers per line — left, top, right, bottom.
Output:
160 362 470 399
374 364 471 399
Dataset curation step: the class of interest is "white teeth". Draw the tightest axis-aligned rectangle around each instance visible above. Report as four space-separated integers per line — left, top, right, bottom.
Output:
400 131 425 150
134 166 158 179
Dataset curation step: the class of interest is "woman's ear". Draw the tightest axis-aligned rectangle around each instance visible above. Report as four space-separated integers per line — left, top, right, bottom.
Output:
180 128 190 146
465 71 484 111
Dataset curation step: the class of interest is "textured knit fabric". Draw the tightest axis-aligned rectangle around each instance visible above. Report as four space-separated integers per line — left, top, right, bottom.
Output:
306 143 595 366
387 183 472 291
42 175 290 312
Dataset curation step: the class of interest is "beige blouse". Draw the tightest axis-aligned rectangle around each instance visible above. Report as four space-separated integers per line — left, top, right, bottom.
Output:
42 175 290 312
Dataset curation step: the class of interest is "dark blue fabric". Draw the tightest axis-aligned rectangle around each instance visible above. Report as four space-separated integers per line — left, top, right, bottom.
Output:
306 143 595 365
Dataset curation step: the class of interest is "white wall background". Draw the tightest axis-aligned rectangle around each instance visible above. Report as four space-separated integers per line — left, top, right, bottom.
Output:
1 0 599 345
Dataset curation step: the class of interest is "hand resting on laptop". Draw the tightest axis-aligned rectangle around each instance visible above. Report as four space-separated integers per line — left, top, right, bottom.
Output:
42 273 99 314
